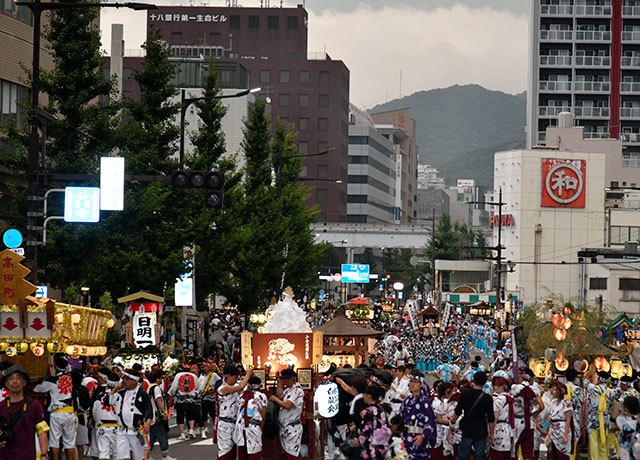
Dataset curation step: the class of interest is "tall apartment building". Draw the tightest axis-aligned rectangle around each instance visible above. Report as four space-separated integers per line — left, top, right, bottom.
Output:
527 0 640 173
0 4 51 129
133 4 350 222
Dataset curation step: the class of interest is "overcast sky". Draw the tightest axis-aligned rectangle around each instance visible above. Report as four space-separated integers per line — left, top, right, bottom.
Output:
100 0 529 109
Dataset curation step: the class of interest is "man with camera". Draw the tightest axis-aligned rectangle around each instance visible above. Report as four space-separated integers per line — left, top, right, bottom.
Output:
0 364 50 460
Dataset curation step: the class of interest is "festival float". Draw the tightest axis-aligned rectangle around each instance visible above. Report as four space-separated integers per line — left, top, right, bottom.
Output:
241 287 323 459
0 249 114 379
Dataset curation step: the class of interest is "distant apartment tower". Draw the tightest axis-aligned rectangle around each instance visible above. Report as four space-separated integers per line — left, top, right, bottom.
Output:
137 5 350 222
369 108 419 224
527 0 640 169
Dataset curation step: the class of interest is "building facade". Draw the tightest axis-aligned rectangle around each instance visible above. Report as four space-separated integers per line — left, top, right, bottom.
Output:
0 4 51 130
137 5 350 222
527 0 640 172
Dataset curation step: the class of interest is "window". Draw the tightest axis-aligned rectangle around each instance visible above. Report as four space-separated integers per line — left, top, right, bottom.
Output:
268 15 279 29
620 278 640 290
259 70 270 84
298 94 310 107
298 117 309 131
318 141 329 154
248 15 259 28
316 189 328 203
318 94 330 108
297 141 308 154
287 15 298 30
278 93 290 107
220 70 232 83
319 71 330 85
230 15 240 29
317 164 328 178
299 70 310 83
318 118 329 131
280 70 290 83
299 164 308 178
589 277 607 290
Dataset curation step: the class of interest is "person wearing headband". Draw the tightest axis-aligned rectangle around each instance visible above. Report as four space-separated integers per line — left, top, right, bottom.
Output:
88 370 120 460
584 368 616 460
400 371 438 460
538 380 573 460
33 356 77 460
217 365 254 460
234 376 267 460
108 368 154 460
269 369 305 460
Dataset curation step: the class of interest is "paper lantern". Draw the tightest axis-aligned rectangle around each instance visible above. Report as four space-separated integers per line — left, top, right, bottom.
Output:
106 319 115 328
622 363 633 377
71 313 81 325
574 359 589 373
563 317 572 329
0 343 9 352
55 312 65 324
16 343 28 354
554 328 567 341
610 359 622 379
551 313 564 327
5 347 16 357
594 356 610 372
564 306 572 315
30 343 45 357
314 382 340 418
555 358 569 372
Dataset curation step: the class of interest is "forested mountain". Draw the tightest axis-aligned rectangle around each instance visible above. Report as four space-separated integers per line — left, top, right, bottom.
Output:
370 84 526 187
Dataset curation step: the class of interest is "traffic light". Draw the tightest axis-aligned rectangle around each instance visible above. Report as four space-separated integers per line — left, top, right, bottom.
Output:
171 170 225 209
385 274 391 281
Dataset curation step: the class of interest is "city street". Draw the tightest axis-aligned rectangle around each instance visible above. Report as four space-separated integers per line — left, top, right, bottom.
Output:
147 424 219 460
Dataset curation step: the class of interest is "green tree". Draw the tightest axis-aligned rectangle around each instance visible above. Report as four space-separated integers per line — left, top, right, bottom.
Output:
424 213 486 261
223 101 322 313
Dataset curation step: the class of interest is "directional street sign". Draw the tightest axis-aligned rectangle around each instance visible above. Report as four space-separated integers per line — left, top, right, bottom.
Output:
64 187 100 223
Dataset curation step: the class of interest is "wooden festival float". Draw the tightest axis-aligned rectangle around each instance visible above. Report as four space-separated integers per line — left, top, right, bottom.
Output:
0 249 114 379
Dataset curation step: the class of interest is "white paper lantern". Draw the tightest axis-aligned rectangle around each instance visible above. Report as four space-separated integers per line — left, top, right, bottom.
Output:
314 382 339 418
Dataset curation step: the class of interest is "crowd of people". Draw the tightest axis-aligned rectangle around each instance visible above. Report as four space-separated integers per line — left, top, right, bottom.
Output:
0 303 638 460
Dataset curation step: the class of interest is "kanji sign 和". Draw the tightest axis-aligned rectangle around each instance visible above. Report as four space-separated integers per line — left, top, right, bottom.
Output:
0 249 36 306
541 158 586 208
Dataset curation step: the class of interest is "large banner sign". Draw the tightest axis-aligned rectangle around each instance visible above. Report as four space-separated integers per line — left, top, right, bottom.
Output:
541 158 586 208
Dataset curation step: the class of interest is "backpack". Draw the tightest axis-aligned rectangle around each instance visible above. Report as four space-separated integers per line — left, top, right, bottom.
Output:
263 400 280 439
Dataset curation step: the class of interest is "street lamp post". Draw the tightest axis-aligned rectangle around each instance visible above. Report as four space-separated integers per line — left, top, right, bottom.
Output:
18 0 157 279
276 147 336 197
409 209 437 298
179 87 261 167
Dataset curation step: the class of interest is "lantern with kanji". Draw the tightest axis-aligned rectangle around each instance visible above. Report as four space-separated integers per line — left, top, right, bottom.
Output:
594 356 610 372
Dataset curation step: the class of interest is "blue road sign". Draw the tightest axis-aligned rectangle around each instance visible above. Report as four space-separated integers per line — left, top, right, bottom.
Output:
2 229 23 249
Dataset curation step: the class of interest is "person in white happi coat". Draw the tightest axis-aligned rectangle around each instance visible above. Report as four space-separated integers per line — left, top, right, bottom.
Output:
490 376 515 460
269 368 305 460
33 356 78 460
217 364 253 460
538 380 573 460
107 368 153 460
89 371 121 460
233 376 267 460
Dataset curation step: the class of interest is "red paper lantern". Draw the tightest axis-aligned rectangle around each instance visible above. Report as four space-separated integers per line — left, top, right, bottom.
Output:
551 313 564 327
554 328 567 341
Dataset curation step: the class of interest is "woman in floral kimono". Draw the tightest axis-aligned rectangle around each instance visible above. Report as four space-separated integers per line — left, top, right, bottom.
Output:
539 380 573 460
490 376 515 460
357 385 391 460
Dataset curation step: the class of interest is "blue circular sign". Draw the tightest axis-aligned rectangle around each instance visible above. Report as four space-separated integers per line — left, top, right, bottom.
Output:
3 229 23 249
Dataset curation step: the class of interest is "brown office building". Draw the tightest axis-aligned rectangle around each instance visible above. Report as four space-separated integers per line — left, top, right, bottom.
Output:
140 4 350 222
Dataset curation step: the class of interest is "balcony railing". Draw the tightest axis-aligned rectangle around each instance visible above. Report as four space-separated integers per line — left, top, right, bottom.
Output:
623 5 640 16
583 131 610 139
574 81 610 92
574 5 612 15
575 30 611 41
539 105 571 116
541 5 573 15
622 30 640 41
621 82 640 92
574 106 610 117
621 132 640 143
622 56 640 66
540 55 572 66
621 107 640 118
539 81 572 92
540 30 573 40
574 55 611 66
